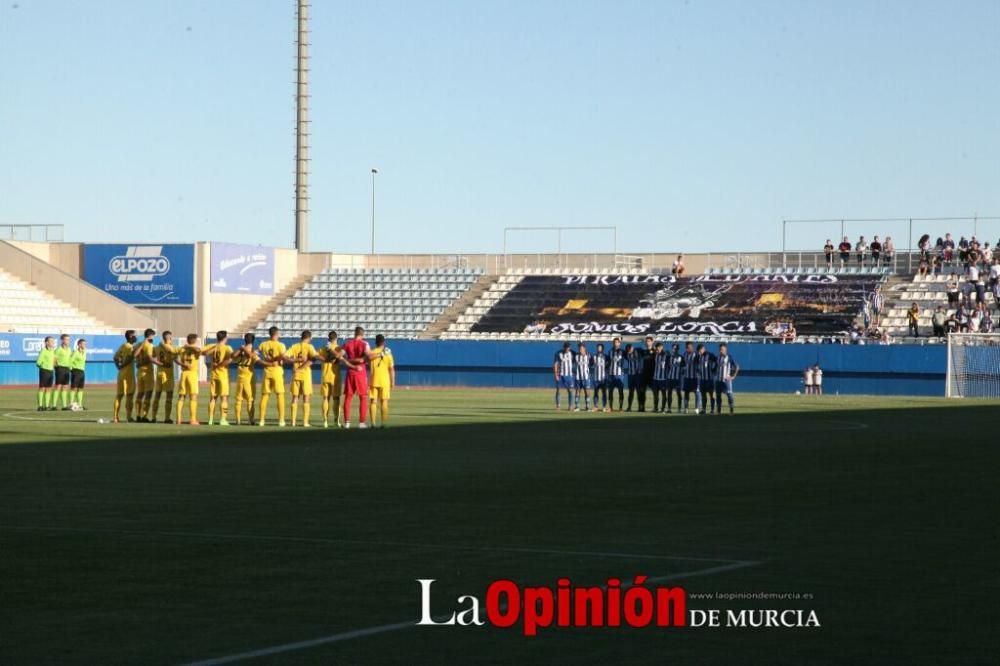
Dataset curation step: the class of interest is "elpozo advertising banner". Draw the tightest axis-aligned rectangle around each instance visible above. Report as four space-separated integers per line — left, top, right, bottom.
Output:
0 333 121 362
210 243 275 295
82 244 195 307
471 273 879 337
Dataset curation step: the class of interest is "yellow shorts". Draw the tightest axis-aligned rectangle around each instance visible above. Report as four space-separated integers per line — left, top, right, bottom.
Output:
291 378 312 397
236 378 255 402
210 376 230 398
116 372 134 396
156 370 175 393
321 380 342 399
178 372 198 397
261 374 285 395
137 369 155 393
369 385 391 401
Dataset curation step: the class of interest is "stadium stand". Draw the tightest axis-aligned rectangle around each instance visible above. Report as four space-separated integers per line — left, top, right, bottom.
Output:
444 267 888 341
0 268 115 334
252 267 485 339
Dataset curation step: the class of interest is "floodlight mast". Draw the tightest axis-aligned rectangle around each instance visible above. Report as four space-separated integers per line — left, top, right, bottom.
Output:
294 0 310 252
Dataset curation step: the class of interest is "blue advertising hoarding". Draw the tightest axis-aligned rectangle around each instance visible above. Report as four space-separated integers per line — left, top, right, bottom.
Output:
210 243 275 295
82 244 195 307
0 333 122 362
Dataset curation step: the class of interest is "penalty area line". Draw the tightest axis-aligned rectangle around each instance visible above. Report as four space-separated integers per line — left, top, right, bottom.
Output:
180 559 761 666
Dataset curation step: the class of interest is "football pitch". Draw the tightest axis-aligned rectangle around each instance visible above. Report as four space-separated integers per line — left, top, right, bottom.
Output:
0 388 996 665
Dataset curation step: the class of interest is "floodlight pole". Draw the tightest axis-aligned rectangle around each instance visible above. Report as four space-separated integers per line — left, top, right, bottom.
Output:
294 0 310 252
370 168 378 255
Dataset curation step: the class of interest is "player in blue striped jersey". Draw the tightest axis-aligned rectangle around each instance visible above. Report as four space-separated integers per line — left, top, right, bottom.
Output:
651 341 669 413
591 343 610 412
624 343 643 412
681 341 700 414
574 343 594 412
552 342 576 410
665 343 684 413
713 343 740 414
695 344 717 415
607 338 626 411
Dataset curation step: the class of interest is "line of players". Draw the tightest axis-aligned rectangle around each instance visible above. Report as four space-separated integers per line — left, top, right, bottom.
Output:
112 325 395 428
553 336 740 415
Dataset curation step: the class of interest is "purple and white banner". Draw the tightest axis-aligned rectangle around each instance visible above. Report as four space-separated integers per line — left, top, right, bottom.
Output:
210 243 275 295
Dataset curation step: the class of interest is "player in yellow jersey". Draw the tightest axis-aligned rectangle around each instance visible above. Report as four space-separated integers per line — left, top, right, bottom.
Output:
319 330 347 428
151 331 179 423
287 330 319 427
132 328 158 422
113 329 138 423
232 332 259 425
201 330 234 426
175 333 202 425
257 326 288 427
368 334 395 428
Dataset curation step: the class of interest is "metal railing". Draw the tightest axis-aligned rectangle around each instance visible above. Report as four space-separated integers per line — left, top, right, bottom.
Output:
0 224 65 242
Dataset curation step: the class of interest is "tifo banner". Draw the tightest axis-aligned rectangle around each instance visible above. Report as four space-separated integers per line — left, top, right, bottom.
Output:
0 333 121 362
210 243 275 295
471 274 879 337
82 244 195 307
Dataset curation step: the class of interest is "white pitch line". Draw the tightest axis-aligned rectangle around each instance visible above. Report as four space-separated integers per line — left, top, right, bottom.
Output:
0 524 753 564
180 559 761 666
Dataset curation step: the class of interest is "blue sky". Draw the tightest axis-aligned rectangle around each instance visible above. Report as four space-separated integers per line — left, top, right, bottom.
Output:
2 0 998 254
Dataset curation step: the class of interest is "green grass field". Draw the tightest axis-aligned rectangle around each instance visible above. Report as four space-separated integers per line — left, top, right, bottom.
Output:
1 388 996 665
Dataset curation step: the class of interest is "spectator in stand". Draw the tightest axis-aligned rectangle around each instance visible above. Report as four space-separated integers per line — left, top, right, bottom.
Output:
838 237 852 267
671 255 685 276
981 305 994 333
931 254 943 276
870 236 882 267
931 306 947 338
968 243 981 268
823 239 834 268
958 236 969 263
942 233 955 265
918 234 931 262
945 309 959 334
956 300 970 332
907 302 920 337
981 243 992 269
855 236 868 267
871 284 884 327
883 236 895 269
970 304 982 333
990 259 1000 306
917 257 929 276
966 262 980 301
947 274 960 308
975 272 987 306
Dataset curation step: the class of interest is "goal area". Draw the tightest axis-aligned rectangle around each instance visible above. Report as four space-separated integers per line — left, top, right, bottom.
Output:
945 333 1000 398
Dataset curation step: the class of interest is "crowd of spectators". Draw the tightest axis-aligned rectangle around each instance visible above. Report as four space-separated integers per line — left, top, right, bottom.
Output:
823 233 1000 273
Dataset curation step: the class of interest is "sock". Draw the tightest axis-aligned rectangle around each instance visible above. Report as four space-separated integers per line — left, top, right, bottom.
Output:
189 397 198 422
208 398 216 422
380 400 389 425
37 390 44 408
152 394 161 420
60 390 68 408
332 397 340 424
235 397 243 424
177 399 185 423
126 394 134 419
358 395 368 423
728 393 734 410
302 401 310 425
46 391 54 408
554 388 560 408
114 396 122 419
291 401 299 426
248 399 254 423
343 393 352 424
164 394 172 421
260 394 270 422
322 397 330 421
220 397 229 422
277 394 286 422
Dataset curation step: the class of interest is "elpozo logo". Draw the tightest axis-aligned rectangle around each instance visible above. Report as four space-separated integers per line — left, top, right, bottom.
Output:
108 246 171 283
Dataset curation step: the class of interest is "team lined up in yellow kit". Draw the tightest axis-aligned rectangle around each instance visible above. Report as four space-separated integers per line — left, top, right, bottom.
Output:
111 325 395 428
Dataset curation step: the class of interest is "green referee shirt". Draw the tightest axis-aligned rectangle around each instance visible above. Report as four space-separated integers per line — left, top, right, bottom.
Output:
36 348 55 371
54 345 72 368
70 349 87 371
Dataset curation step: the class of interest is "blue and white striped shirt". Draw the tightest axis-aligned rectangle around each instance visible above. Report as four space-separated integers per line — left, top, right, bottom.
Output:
667 352 683 381
575 352 592 381
554 350 574 377
608 349 625 377
682 351 698 379
715 354 738 381
696 352 716 382
653 352 668 381
592 353 608 382
626 352 643 376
